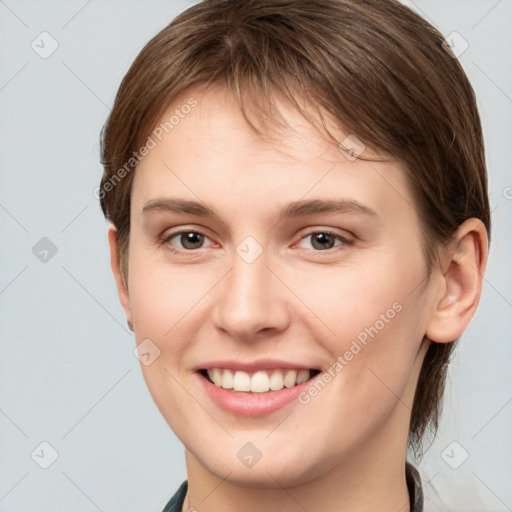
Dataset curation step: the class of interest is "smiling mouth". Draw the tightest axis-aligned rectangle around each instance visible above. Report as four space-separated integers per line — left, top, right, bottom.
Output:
199 368 322 393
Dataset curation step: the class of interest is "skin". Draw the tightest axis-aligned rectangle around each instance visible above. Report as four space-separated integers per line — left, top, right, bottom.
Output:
108 83 488 512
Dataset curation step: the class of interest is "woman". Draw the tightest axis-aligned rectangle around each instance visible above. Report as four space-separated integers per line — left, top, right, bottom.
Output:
98 1 490 510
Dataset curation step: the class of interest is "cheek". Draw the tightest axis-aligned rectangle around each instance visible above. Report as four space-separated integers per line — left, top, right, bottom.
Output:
293 294 425 458
295 253 426 349
297 254 427 409
128 257 210 341
127 261 208 431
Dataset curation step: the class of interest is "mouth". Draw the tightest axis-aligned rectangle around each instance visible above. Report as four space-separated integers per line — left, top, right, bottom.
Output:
198 368 322 393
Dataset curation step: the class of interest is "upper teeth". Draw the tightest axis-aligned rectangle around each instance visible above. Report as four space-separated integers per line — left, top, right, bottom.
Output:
206 368 311 393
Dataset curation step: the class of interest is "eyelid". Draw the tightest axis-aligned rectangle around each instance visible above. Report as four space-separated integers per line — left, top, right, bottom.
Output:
295 229 355 250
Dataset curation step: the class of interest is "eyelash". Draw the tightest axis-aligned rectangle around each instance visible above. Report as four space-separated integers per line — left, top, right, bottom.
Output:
161 229 354 254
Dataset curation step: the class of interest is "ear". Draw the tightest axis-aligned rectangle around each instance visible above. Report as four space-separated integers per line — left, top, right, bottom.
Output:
425 218 489 343
107 225 133 331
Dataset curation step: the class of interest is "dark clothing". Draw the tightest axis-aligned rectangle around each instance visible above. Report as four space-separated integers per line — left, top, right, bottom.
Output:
162 480 188 512
162 461 423 512
406 461 424 512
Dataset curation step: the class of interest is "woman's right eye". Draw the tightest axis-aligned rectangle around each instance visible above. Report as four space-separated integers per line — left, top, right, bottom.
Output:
163 230 215 252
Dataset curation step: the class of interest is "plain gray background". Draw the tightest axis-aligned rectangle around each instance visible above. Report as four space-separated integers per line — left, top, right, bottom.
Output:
0 1 511 511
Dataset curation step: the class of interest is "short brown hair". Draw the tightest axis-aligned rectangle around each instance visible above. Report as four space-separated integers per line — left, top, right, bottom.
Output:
99 0 490 454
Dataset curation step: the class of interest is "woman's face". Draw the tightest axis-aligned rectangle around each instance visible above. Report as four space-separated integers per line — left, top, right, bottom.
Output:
120 84 438 486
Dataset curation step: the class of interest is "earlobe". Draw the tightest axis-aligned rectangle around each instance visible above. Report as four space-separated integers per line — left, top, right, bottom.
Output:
107 225 133 331
425 218 488 344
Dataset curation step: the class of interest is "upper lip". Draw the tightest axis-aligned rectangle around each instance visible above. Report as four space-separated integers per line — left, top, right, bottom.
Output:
194 359 318 372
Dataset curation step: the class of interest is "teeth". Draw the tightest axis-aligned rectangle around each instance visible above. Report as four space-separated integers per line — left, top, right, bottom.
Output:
209 368 222 387
233 371 251 391
206 368 313 392
221 369 234 389
269 370 284 391
250 371 269 393
283 369 297 388
296 369 310 385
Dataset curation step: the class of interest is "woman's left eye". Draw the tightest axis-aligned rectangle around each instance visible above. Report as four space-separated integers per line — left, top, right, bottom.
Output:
296 231 353 251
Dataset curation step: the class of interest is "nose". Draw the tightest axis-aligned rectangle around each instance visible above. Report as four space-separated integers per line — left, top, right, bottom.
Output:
211 248 291 341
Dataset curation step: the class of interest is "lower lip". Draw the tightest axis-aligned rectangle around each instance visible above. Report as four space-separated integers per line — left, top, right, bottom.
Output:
196 372 314 416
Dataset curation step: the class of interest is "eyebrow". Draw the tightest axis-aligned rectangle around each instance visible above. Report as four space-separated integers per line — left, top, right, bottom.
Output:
142 198 378 221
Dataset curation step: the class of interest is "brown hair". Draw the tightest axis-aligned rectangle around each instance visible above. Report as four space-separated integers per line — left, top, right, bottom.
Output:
99 0 490 454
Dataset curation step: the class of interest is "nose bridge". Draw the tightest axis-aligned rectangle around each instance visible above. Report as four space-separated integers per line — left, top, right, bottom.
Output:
212 244 289 338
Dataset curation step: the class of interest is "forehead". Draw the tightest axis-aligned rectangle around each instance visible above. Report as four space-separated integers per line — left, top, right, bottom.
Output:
132 83 416 223
163 83 343 160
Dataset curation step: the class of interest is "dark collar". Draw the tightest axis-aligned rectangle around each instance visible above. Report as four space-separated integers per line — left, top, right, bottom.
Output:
161 480 187 512
406 460 424 512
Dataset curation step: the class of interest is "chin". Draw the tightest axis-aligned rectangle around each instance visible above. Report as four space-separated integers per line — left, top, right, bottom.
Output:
192 443 329 489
